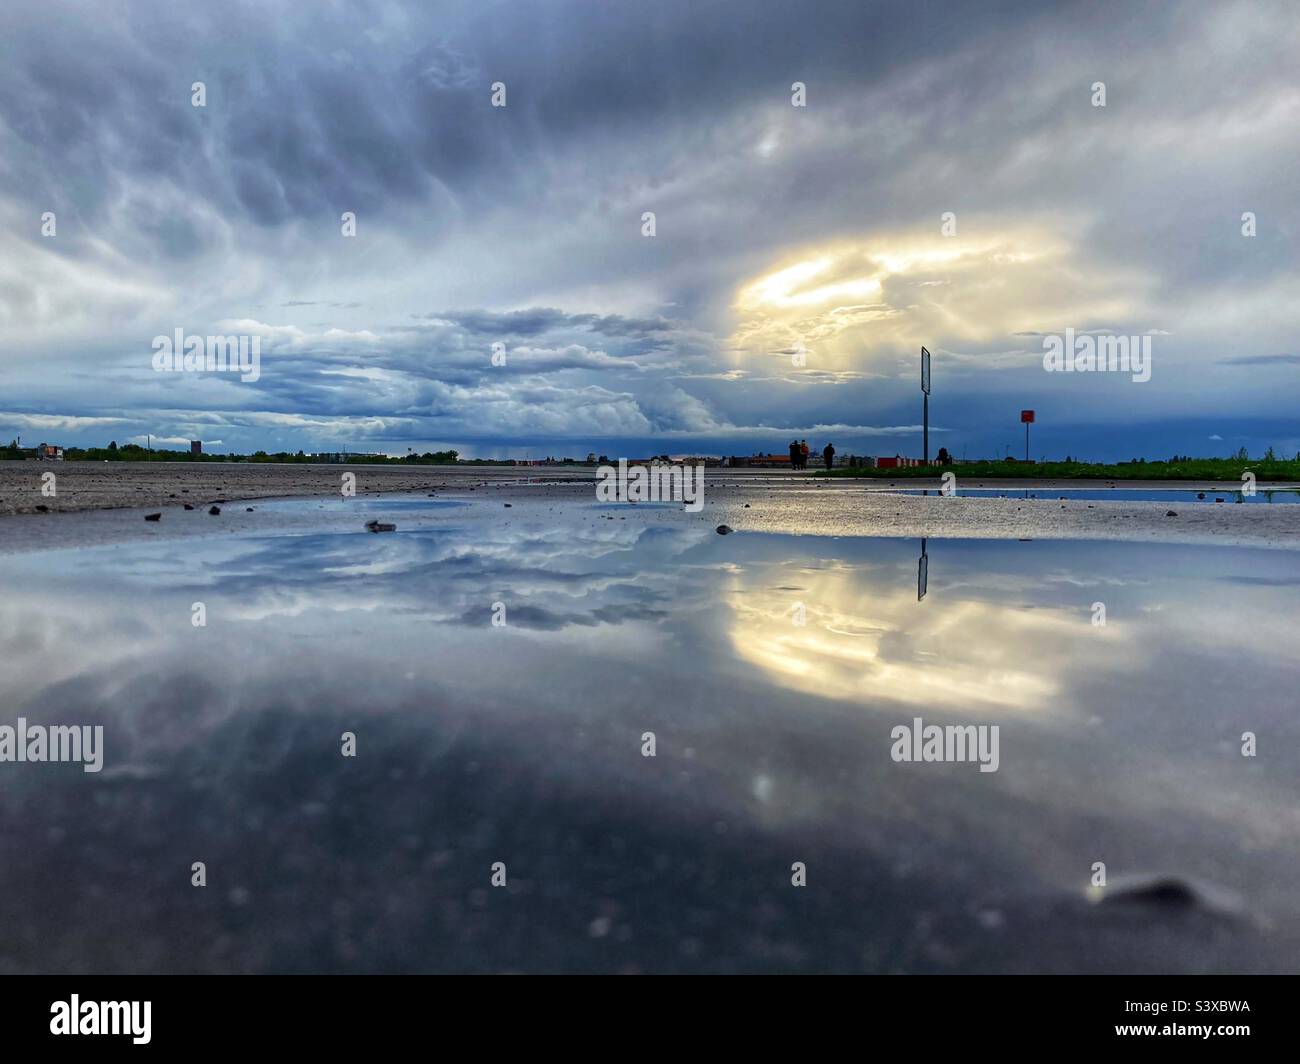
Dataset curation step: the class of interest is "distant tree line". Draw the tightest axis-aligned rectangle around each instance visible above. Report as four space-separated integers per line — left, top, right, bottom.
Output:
3 440 460 465
820 452 1300 482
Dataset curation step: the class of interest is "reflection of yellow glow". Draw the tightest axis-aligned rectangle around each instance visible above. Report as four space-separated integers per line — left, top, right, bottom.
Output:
726 566 1127 715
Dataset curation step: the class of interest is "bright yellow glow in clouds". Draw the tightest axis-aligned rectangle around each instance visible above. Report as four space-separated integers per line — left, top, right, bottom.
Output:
731 226 1150 372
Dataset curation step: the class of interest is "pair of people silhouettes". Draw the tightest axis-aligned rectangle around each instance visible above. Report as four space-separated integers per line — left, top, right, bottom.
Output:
788 439 834 469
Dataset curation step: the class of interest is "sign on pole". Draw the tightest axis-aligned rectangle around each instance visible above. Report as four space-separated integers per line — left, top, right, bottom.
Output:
921 347 931 395
1020 410 1034 461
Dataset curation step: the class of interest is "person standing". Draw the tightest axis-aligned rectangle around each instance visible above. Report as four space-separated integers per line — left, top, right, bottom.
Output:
822 441 835 470
799 439 809 469
789 439 800 469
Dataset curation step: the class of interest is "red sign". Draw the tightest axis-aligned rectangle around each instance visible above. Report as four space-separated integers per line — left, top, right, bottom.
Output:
1020 409 1035 423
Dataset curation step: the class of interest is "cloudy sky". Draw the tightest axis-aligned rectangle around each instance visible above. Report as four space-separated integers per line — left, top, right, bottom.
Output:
1 0 1297 459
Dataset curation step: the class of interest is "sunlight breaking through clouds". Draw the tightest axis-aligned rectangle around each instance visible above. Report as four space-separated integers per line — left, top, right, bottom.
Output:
730 228 1152 376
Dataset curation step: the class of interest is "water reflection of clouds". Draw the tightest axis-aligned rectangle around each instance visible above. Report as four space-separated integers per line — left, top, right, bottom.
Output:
5 529 1295 721
2 529 1296 786
1 527 1299 972
726 567 1103 714
21 525 693 627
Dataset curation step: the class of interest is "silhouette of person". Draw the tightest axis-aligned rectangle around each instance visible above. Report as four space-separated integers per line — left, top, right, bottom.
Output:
822 442 835 470
800 440 809 469
789 439 799 468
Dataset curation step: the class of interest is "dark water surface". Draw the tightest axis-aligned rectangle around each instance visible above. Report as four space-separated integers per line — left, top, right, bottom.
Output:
1 506 1297 972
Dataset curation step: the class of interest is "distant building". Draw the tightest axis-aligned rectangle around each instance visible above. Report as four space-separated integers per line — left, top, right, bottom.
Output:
33 443 63 461
190 440 202 455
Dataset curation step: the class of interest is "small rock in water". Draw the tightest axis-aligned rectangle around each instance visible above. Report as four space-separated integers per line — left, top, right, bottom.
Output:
365 520 396 533
715 524 733 535
504 503 512 507
245 507 254 512
1110 878 1197 907
1165 509 1178 517
34 504 49 513
208 505 221 515
1092 874 1243 919
183 503 194 510
144 512 161 522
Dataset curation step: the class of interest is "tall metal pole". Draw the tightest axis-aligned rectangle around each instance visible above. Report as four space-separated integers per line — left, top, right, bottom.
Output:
921 346 931 465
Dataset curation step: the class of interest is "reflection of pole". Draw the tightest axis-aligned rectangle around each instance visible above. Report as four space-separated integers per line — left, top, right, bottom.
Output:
923 393 929 465
1024 421 1029 462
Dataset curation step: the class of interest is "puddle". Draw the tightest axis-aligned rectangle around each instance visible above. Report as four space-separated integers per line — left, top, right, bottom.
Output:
887 487 1300 503
1 519 1297 972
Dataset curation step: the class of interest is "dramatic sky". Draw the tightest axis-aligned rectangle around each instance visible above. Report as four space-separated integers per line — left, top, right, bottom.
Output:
1 0 1297 459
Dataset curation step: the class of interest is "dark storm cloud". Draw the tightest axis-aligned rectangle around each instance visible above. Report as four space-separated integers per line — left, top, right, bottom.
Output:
2 0 1299 460
0 0 1093 235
